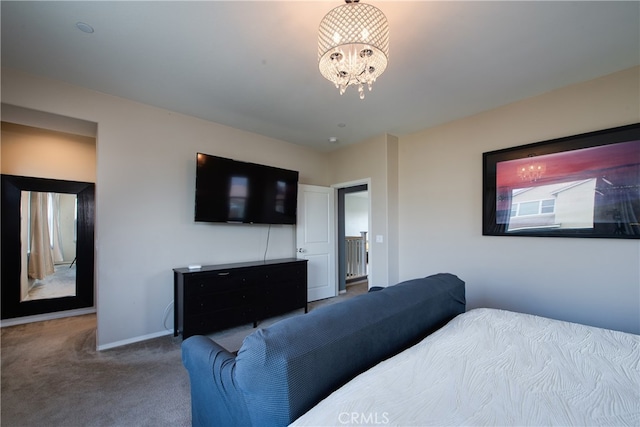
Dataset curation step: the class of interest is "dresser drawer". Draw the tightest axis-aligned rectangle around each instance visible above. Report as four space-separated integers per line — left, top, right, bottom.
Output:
184 271 247 297
262 264 306 282
261 283 306 318
185 288 253 314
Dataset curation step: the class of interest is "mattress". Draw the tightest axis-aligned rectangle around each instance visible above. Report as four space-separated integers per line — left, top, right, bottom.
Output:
291 308 640 426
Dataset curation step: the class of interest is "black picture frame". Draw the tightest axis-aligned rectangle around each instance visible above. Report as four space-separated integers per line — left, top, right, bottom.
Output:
483 123 640 239
1 174 95 319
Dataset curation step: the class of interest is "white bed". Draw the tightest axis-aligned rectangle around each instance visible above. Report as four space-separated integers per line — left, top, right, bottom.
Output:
291 308 640 426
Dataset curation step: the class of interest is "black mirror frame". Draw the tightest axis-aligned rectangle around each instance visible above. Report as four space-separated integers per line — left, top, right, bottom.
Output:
1 174 95 319
482 123 640 239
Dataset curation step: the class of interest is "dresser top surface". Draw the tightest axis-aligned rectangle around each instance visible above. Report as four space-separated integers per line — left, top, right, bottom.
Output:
173 257 306 274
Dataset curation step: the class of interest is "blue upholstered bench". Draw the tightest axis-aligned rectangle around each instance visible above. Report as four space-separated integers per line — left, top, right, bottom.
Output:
182 273 466 426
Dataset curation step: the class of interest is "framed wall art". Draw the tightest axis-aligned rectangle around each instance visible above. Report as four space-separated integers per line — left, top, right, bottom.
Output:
483 123 640 239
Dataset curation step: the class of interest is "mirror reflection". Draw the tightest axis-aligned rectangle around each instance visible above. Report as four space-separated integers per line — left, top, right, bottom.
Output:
20 191 77 302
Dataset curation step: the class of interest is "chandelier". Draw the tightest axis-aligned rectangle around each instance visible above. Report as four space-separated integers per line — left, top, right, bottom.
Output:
318 0 389 99
517 156 546 182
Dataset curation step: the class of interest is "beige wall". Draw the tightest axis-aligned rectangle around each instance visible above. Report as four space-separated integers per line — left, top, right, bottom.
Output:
398 66 640 334
386 134 399 284
2 68 330 349
1 122 96 182
329 133 399 286
3 64 637 347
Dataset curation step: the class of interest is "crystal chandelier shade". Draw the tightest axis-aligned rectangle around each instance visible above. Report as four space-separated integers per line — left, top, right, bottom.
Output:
318 0 389 99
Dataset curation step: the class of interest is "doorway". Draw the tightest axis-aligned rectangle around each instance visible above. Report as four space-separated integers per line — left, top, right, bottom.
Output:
337 184 369 293
1 110 97 324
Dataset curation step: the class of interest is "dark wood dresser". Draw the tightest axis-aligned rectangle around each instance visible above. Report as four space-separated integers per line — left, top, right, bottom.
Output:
173 258 308 339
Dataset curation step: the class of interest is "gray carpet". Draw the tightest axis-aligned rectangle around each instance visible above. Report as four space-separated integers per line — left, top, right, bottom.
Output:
1 314 190 427
1 282 367 427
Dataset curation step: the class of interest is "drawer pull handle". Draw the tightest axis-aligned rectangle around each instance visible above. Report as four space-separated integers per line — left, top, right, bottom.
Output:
218 272 230 276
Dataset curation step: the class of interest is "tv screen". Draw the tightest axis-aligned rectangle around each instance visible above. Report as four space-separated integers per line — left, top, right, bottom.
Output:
195 153 299 224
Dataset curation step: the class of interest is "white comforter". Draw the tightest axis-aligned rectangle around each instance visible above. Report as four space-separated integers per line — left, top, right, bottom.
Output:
292 308 640 426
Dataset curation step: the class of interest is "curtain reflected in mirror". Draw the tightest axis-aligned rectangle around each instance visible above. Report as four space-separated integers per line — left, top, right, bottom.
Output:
20 191 77 302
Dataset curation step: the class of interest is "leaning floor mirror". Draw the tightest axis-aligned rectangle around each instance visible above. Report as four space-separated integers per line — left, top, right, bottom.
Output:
1 174 95 319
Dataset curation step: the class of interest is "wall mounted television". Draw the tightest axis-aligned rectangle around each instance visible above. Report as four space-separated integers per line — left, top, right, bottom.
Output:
195 153 299 225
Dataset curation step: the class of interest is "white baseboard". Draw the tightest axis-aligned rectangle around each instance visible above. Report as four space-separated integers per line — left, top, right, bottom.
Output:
97 329 173 351
1 309 175 352
0 307 96 328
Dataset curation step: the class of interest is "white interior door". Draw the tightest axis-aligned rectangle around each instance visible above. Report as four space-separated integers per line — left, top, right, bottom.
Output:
296 184 336 302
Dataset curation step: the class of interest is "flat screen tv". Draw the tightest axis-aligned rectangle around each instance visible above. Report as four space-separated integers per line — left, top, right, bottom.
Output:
195 153 299 224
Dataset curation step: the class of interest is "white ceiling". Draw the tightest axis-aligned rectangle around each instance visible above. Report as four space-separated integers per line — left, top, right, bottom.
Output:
2 1 638 152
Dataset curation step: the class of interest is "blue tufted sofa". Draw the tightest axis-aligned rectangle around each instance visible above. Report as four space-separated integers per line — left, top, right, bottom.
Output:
181 273 465 427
